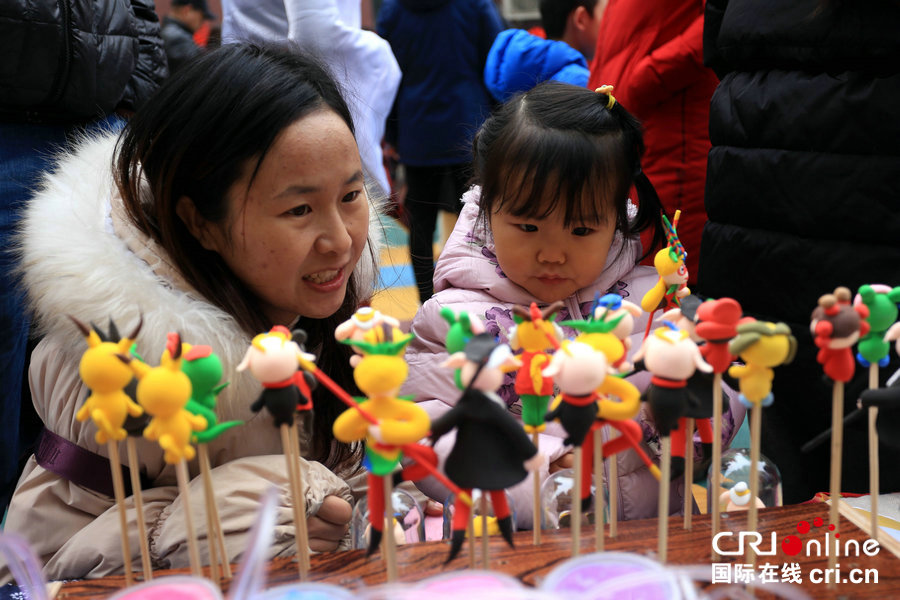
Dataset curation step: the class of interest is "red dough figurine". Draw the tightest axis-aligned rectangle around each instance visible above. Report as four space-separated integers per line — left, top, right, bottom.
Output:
509 302 564 433
810 287 869 383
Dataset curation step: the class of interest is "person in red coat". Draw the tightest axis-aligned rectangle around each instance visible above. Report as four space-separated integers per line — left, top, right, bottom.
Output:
588 0 717 284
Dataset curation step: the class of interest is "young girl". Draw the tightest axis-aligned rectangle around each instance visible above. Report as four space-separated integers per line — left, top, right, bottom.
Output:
403 82 746 525
6 44 380 580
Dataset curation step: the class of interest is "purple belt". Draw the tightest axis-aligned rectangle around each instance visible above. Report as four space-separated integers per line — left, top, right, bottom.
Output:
34 428 152 497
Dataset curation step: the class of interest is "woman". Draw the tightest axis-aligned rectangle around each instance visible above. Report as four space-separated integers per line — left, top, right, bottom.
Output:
7 43 382 580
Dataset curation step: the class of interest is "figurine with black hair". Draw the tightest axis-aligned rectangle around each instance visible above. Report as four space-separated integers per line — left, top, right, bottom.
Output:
810 287 869 573
431 333 542 563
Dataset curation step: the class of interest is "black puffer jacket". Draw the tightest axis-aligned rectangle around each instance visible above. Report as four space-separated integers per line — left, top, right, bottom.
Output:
700 0 900 503
0 0 168 123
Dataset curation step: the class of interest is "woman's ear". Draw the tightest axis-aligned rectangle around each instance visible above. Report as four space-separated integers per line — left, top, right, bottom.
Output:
176 195 218 251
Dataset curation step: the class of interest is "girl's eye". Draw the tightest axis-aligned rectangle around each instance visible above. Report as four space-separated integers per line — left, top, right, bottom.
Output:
518 224 538 233
342 190 361 203
572 227 593 237
286 205 311 217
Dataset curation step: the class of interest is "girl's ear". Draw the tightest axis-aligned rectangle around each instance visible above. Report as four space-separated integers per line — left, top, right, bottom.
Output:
176 195 218 252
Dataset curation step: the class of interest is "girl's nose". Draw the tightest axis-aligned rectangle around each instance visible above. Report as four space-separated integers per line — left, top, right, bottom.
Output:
537 245 566 264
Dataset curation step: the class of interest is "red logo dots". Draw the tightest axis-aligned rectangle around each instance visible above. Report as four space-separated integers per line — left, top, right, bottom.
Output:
782 535 803 556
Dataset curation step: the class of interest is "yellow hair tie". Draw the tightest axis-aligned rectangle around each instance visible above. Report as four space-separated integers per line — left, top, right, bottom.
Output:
595 85 616 109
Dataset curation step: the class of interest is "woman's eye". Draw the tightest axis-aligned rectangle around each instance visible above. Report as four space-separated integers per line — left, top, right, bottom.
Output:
518 224 538 233
342 190 361 203
572 227 593 237
286 205 311 217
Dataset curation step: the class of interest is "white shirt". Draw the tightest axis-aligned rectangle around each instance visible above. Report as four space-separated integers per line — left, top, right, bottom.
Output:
222 0 401 196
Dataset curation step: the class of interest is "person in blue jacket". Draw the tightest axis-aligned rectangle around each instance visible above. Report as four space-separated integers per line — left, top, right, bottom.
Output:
484 0 605 102
377 0 503 305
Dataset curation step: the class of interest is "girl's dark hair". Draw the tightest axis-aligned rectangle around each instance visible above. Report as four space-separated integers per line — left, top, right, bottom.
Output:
473 81 665 262
115 43 366 471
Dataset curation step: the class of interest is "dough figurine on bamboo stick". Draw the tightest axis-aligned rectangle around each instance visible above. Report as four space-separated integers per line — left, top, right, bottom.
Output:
640 211 689 314
633 322 713 479
122 332 208 576
432 333 542 562
728 319 796 562
810 287 869 385
591 293 642 372
237 325 317 428
237 325 319 577
72 316 145 445
633 321 711 561
331 327 430 556
542 340 650 510
854 285 900 368
70 315 145 584
810 287 868 568
335 307 403 368
509 301 564 433
859 322 900 445
728 321 797 410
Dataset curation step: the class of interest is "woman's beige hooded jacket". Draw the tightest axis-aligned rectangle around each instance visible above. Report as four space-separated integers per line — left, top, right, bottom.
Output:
4 132 381 581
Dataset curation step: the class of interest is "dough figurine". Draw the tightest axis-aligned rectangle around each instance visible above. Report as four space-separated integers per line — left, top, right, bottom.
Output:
641 211 689 314
71 316 144 444
332 326 430 556
509 301 564 432
432 333 541 562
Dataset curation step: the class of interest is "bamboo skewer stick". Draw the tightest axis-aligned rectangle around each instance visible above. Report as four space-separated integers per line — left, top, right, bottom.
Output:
828 382 844 575
594 427 604 552
868 364 880 543
289 423 311 574
532 431 541 545
711 373 723 559
108 441 134 586
126 438 152 581
280 424 306 578
468 500 476 569
383 474 398 582
572 447 582 557
658 436 671 563
175 459 202 577
199 443 231 580
747 405 762 566
608 429 618 537
480 494 490 570
684 418 694 530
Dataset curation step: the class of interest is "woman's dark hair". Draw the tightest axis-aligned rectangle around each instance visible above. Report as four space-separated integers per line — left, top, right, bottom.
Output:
473 81 665 262
115 43 366 470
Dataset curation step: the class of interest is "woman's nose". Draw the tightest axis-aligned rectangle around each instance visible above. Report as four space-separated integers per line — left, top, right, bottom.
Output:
314 210 354 255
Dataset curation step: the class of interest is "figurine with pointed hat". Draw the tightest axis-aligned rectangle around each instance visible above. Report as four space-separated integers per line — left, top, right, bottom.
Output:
432 333 542 562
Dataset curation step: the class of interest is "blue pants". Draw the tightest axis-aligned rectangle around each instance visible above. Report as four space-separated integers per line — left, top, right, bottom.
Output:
0 116 124 518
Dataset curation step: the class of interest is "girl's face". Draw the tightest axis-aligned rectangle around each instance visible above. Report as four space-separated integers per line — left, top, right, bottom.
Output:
490 197 616 304
198 110 369 324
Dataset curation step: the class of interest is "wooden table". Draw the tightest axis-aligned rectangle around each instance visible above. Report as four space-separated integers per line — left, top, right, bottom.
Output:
58 502 900 599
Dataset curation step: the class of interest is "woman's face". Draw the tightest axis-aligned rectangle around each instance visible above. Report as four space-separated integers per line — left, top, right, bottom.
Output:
200 109 369 324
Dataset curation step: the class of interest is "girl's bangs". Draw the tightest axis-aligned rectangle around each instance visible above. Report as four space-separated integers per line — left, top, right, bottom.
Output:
487 126 625 227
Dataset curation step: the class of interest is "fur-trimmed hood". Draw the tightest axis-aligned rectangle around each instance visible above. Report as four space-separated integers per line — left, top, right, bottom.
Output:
15 131 382 465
